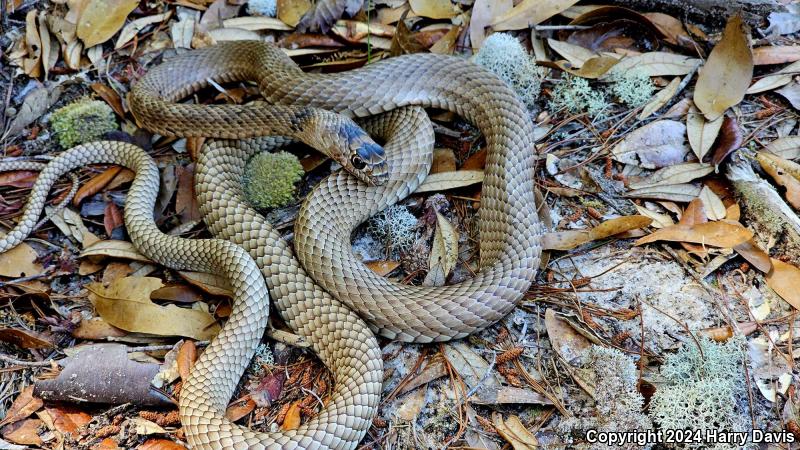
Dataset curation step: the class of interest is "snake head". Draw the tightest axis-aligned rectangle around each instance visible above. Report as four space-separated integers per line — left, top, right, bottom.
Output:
338 122 388 186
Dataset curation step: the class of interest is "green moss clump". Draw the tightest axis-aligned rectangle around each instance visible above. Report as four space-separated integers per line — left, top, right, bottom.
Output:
549 74 608 118
243 151 305 209
51 97 117 148
608 67 655 107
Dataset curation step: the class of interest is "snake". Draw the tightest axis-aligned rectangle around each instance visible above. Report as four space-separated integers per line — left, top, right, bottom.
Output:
0 41 542 449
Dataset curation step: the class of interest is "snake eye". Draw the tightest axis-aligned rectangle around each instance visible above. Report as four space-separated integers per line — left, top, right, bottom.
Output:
351 155 366 170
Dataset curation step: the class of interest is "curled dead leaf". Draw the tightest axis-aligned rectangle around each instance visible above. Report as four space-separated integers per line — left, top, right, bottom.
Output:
693 14 753 121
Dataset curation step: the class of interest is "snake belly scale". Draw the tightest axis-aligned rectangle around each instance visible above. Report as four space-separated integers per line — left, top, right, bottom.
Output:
0 41 542 449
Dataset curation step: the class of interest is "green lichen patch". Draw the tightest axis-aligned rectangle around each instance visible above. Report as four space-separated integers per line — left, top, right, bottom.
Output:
51 97 118 148
549 75 609 118
243 151 305 209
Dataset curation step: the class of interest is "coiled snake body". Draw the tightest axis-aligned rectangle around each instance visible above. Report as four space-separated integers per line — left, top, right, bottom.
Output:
0 41 542 449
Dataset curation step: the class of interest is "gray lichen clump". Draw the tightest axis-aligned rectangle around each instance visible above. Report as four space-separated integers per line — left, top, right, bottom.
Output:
51 97 118 148
474 33 543 110
243 151 305 209
559 345 653 450
649 336 751 450
549 74 609 118
367 204 419 254
608 67 656 107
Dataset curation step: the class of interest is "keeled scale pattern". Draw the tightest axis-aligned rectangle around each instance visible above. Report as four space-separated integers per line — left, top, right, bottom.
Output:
127 41 543 449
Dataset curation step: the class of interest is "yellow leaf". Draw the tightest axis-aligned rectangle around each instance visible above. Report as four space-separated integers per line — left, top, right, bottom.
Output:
693 14 753 121
491 0 580 31
281 401 302 431
409 0 459 19
277 0 311 27
87 277 221 340
767 259 800 310
76 0 139 48
635 221 753 248
547 55 619 79
364 260 400 277
0 241 43 278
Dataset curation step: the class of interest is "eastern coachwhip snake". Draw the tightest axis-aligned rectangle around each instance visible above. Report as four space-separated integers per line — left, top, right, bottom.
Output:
0 41 542 449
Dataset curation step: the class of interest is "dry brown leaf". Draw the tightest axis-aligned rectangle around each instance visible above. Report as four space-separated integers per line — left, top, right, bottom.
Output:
87 277 221 340
625 183 702 202
114 11 172 49
178 271 233 297
542 215 652 250
416 170 483 193
734 240 772 273
747 60 800 94
22 10 42 78
74 166 122 205
710 116 743 168
429 25 460 55
42 405 91 435
635 205 674 228
611 120 688 169
138 439 188 450
0 386 42 428
493 413 538 449
0 241 43 278
764 136 800 160
643 12 693 48
177 340 197 382
430 148 457 174
424 212 458 286
639 76 681 120
1 418 43 446
544 309 591 362
469 0 512 49
491 0 580 31
225 398 256 422
628 163 714 189
777 82 800 110
48 207 99 248
635 221 753 248
767 259 800 309
281 402 302 430
409 0 459 19
547 39 595 67
91 83 126 118
546 55 619 79
278 0 312 27
693 14 753 121
687 108 723 162
757 152 800 209
81 240 153 263
76 0 139 47
698 186 726 220
0 328 54 349
364 260 400 277
609 51 700 77
753 45 800 65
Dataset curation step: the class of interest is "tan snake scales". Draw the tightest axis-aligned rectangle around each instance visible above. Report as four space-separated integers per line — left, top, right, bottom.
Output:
0 41 542 449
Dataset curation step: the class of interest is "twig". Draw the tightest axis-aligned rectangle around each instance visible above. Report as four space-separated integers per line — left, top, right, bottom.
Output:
0 270 54 288
128 342 209 353
0 353 56 367
463 351 497 401
534 25 591 31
